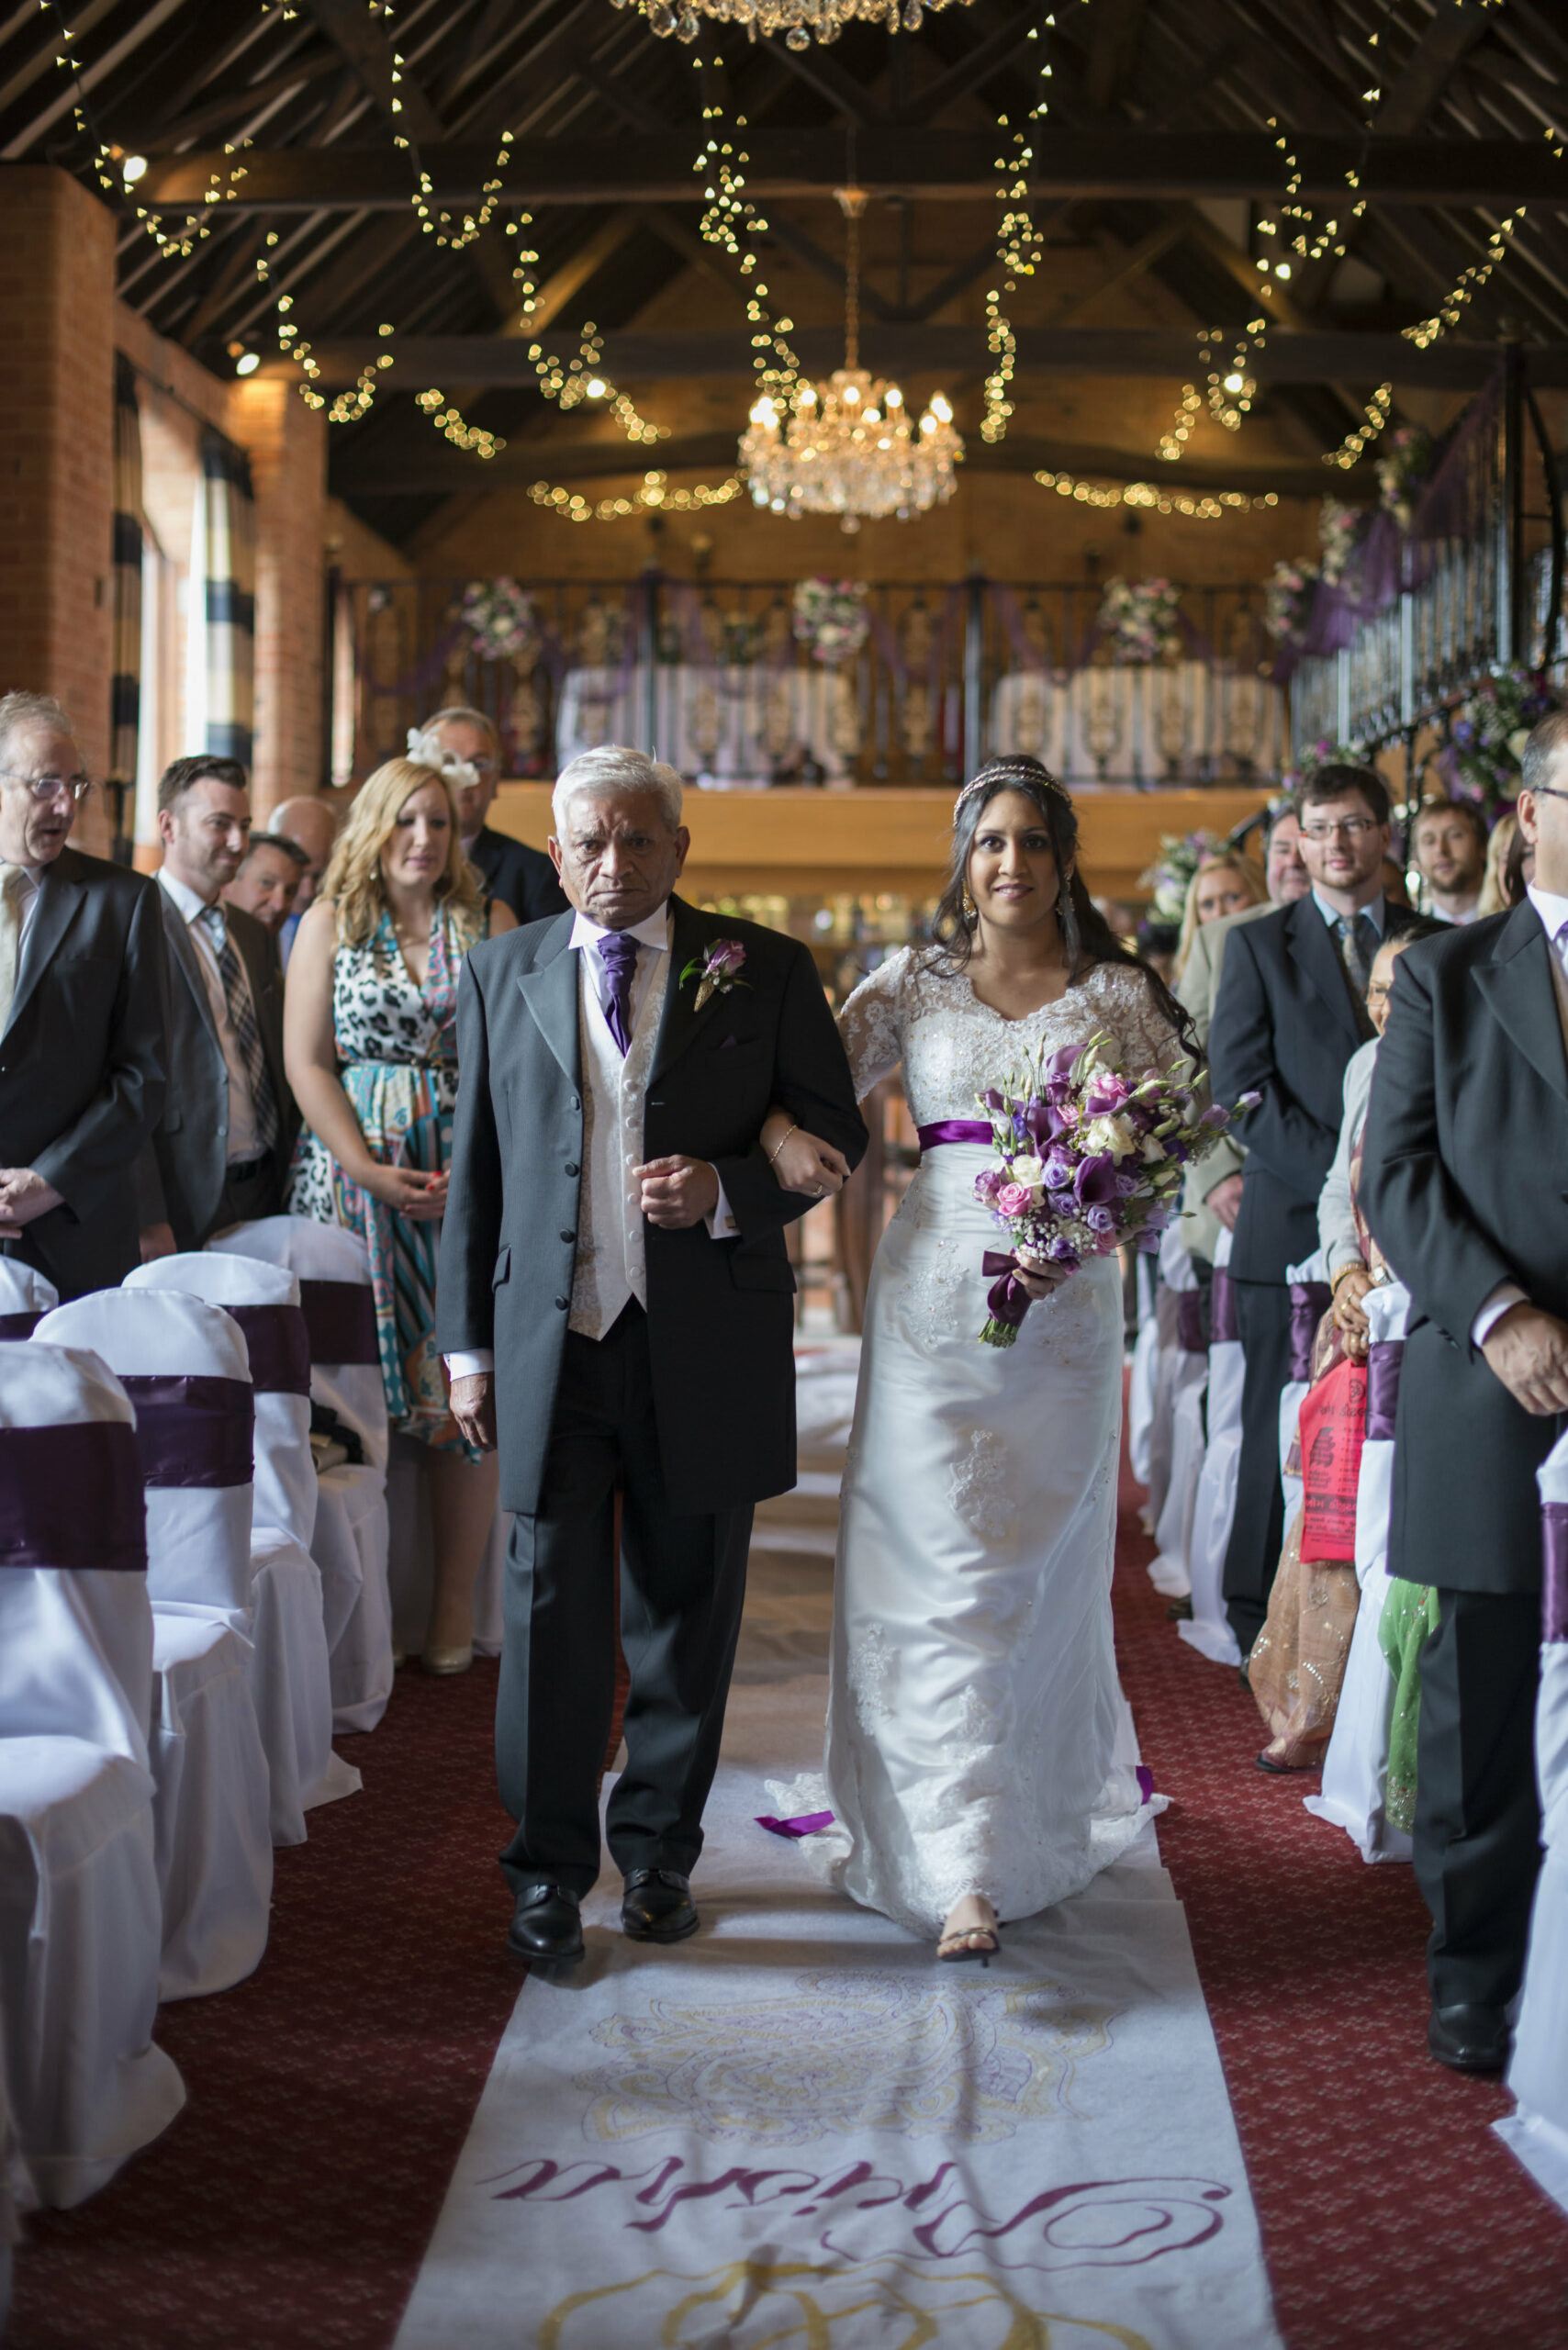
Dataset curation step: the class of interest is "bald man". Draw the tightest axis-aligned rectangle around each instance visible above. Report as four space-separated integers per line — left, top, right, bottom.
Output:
272 795 339 966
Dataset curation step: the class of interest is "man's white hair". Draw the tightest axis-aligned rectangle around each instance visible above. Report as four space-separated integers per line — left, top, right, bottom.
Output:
552 744 684 836
0 690 75 774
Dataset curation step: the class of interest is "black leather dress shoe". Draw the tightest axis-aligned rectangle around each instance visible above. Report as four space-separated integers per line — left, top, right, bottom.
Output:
622 1867 700 1944
507 1882 584 1964
1428 2002 1509 2075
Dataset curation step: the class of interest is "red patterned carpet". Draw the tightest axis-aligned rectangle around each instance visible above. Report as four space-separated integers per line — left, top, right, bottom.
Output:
7 1458 1567 2349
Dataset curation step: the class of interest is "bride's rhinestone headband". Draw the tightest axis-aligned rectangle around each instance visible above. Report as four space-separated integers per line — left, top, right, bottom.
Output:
953 762 1070 819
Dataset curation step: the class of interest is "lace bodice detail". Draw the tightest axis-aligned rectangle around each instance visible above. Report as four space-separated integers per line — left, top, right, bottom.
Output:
836 946 1185 1126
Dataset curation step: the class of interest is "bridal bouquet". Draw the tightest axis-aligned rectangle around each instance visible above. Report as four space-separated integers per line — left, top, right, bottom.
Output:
973 1035 1256 1347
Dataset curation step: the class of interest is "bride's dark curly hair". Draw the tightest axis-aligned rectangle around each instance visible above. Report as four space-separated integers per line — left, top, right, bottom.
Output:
927 755 1200 1064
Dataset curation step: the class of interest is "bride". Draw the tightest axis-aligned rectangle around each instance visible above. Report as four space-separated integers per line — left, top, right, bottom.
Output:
764 758 1193 1962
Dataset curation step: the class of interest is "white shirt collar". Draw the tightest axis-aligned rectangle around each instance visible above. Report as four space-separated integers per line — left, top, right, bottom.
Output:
1527 881 1568 946
568 901 671 955
1312 887 1385 936
159 866 219 926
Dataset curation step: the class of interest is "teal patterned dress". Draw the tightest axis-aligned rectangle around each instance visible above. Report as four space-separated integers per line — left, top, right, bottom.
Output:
286 902 483 1450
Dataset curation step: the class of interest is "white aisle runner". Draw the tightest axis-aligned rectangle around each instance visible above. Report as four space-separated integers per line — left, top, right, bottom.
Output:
396 1353 1281 2350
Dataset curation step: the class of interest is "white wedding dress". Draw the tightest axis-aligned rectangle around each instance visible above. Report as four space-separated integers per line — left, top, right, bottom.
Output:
775 948 1182 1937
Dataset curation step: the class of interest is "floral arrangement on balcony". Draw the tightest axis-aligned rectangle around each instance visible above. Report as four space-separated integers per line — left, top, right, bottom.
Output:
1317 497 1362 587
1138 829 1228 925
1446 665 1559 813
1264 556 1320 647
1097 576 1182 666
461 578 541 666
1290 735 1374 784
791 577 870 666
1376 425 1437 530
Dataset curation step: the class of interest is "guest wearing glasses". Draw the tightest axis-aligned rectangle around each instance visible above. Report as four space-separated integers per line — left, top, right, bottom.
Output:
408 706 568 926
0 689 167 1298
1208 766 1420 1662
135 756 297 1259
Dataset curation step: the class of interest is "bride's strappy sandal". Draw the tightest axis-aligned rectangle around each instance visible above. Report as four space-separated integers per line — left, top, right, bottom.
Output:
937 1922 1002 1967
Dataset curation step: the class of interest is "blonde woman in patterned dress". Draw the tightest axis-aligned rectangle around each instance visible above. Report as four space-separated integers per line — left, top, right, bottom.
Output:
284 756 516 1671
765 759 1193 1962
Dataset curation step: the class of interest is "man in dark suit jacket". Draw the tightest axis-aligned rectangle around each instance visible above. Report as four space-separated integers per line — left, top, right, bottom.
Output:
1361 710 1568 2076
411 705 568 923
0 691 167 1298
134 756 297 1258
439 745 866 1966
1209 765 1418 1654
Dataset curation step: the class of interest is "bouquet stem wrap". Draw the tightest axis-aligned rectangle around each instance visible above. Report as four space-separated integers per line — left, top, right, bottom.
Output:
980 1251 1034 1348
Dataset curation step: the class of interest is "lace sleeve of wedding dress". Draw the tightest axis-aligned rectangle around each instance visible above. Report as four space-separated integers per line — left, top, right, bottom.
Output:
1092 962 1187 1080
835 947 913 1102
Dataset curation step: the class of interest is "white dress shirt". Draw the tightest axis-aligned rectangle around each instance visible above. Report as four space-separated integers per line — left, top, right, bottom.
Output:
158 867 262 1165
0 861 41 949
1471 883 1568 1350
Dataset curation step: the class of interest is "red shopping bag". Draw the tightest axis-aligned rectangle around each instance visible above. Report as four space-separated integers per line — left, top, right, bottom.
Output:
1297 1355 1368 1561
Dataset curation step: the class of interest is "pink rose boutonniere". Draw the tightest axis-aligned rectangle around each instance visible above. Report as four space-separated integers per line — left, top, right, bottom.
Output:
681 938 749 1012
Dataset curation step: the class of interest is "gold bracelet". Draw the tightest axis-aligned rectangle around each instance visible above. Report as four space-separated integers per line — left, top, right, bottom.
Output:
766 1123 800 1168
1329 1260 1365 1297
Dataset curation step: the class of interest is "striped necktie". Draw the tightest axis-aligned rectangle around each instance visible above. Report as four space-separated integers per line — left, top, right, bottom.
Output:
199 904 279 1150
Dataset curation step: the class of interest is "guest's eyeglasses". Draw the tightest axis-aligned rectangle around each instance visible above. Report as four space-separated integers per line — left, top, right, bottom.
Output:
0 769 96 803
1528 785 1568 804
1301 815 1377 841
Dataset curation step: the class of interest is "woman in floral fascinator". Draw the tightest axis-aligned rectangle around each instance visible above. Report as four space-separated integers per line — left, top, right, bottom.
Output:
763 757 1197 1962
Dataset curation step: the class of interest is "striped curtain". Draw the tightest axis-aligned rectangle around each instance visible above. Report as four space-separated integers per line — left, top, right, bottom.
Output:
199 431 255 765
109 356 143 806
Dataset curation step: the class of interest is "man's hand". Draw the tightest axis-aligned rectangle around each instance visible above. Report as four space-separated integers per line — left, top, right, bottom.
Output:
1206 1172 1245 1231
0 1168 63 1238
140 1220 178 1263
449 1371 497 1453
635 1156 721 1230
1481 1304 1568 1416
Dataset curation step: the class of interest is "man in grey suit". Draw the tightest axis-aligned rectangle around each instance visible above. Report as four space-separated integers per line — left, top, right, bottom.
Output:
440 745 867 1967
0 690 167 1299
136 755 296 1259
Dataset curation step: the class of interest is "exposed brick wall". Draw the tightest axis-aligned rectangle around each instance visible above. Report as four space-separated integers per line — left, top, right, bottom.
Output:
233 377 328 822
0 170 117 855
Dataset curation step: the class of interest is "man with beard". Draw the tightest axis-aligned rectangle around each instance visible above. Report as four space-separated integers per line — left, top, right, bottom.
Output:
1411 797 1487 925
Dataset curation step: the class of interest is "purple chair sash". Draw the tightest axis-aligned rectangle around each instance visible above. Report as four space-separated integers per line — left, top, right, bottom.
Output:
1176 1290 1206 1354
228 1303 311 1397
119 1374 254 1489
299 1279 379 1368
1544 1503 1568 1644
1289 1281 1332 1383
917 1120 993 1151
0 1312 40 1339
1210 1270 1238 1348
1365 1338 1404 1442
0 1421 147 1571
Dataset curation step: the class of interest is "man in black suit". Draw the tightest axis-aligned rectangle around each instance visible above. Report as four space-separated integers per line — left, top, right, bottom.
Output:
0 690 167 1299
411 706 568 924
135 755 297 1259
1209 764 1418 1656
1361 709 1568 2076
439 745 866 1964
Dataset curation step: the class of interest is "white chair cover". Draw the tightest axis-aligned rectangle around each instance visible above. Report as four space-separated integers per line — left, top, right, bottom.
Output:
126 1254 315 1550
1141 1234 1201 1538
1304 1281 1413 1863
0 1259 57 1337
0 1343 185 2208
208 1219 394 1733
1277 1249 1328 1530
148 1610 273 2000
1495 1429 1568 2216
1182 1227 1245 1669
1126 1252 1159 1490
1151 1363 1205 1600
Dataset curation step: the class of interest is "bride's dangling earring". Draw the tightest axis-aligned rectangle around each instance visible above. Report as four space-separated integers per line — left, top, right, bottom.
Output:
961 883 978 926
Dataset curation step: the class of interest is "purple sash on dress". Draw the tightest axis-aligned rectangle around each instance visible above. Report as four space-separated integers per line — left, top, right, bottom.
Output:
917 1120 993 1151
228 1304 311 1397
1289 1281 1332 1383
1210 1270 1238 1347
1177 1291 1206 1354
298 1279 379 1367
1365 1338 1404 1442
119 1374 254 1489
1543 1503 1568 1644
0 1313 40 1340
0 1421 147 1571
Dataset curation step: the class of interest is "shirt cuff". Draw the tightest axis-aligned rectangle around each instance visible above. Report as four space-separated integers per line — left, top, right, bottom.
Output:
1471 1283 1527 1350
444 1349 495 1379
705 1173 741 1241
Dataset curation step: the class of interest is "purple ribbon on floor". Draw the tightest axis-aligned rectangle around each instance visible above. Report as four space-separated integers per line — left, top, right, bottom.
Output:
298 1279 379 1368
1544 1503 1568 1644
119 1374 254 1489
1176 1291 1205 1354
0 1420 147 1571
0 1312 40 1340
917 1120 993 1151
1210 1270 1238 1348
756 1810 834 1839
228 1303 311 1397
1365 1338 1404 1442
981 1250 1035 1332
1288 1281 1332 1383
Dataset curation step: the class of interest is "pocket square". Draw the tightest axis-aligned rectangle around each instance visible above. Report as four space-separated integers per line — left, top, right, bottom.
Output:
718 1035 740 1049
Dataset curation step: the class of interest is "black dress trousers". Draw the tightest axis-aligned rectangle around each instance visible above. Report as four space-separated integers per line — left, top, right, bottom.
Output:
1413 1586 1542 2011
497 1301 754 1900
1222 1277 1295 1655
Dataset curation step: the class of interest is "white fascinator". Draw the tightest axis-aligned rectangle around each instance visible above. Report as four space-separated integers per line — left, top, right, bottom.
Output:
407 724 480 793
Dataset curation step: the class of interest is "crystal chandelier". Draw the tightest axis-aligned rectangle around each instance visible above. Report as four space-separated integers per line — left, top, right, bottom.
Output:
739 191 963 532
612 0 975 47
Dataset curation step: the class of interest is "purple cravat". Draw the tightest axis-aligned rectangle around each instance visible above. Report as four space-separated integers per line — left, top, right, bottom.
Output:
596 930 640 1057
